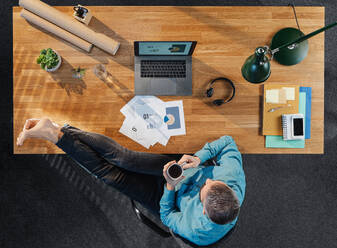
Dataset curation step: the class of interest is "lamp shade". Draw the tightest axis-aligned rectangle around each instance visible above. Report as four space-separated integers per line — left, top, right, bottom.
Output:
241 21 336 84
270 27 309 65
241 47 271 84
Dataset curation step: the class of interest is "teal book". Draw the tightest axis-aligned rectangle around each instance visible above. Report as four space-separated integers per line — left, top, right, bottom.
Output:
265 92 306 148
300 87 312 139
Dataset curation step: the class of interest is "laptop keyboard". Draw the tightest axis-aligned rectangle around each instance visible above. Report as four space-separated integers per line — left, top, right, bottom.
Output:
140 60 186 78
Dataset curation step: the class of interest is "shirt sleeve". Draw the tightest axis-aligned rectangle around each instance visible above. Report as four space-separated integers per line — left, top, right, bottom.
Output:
159 187 194 240
214 136 242 169
211 136 245 203
194 136 244 201
194 136 239 165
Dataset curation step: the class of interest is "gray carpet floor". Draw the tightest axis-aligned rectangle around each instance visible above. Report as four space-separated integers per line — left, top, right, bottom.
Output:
1 0 336 248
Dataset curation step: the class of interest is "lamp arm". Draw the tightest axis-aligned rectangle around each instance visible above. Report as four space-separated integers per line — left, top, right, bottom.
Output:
271 21 337 54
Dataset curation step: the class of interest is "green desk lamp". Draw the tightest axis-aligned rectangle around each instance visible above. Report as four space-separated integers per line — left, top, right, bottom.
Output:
241 21 337 84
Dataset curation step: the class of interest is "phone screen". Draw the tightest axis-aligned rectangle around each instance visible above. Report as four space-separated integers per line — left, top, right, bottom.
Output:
293 118 304 136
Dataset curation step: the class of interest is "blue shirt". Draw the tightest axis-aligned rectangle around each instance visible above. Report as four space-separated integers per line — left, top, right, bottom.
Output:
159 136 246 246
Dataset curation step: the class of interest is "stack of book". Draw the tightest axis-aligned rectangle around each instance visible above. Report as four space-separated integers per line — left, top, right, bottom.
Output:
263 84 312 148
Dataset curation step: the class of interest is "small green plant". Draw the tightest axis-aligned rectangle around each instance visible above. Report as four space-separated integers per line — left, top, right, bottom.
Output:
36 48 59 70
72 67 86 79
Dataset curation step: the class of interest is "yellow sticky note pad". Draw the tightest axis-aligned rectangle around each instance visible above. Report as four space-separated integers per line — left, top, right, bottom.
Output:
279 88 287 104
266 89 279 103
282 87 295 101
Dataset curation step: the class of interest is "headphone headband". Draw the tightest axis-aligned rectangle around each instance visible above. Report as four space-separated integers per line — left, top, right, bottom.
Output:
206 77 236 106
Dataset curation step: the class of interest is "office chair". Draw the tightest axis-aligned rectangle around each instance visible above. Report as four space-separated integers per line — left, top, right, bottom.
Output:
131 199 238 247
169 223 237 248
130 199 170 238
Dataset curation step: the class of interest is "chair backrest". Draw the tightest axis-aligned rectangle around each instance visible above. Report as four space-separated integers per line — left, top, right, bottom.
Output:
170 223 238 248
130 199 171 238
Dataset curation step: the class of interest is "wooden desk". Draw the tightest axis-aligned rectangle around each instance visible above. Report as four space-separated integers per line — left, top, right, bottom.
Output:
13 6 324 154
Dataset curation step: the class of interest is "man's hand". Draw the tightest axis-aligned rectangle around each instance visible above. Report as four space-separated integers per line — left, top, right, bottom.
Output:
23 118 40 130
178 155 201 169
163 161 185 190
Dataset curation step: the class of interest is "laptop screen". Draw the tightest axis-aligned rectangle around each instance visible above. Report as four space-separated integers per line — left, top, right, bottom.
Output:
136 41 195 56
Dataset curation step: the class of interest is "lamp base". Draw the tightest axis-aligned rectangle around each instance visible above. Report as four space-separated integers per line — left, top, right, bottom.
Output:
270 27 309 66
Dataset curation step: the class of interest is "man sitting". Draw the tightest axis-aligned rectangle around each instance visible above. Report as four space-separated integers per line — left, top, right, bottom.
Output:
17 118 246 246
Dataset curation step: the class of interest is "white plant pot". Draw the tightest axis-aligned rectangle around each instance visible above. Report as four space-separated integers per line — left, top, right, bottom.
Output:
45 50 62 72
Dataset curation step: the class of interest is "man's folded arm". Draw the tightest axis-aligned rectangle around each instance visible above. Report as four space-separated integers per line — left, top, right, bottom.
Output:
194 136 239 165
159 187 193 241
210 136 245 201
215 136 242 169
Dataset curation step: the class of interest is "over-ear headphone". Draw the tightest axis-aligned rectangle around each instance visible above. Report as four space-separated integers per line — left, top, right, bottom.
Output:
206 77 236 106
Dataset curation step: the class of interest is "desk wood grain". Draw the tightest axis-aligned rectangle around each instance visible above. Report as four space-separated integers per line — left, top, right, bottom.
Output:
13 6 324 154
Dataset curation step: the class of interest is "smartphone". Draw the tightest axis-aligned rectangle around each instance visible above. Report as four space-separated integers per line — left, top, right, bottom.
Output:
291 115 305 140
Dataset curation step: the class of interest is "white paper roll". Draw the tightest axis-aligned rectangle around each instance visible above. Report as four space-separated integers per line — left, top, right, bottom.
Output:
21 9 93 52
19 0 120 55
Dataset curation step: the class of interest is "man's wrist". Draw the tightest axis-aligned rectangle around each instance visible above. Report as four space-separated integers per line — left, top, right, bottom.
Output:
166 183 175 191
194 156 201 165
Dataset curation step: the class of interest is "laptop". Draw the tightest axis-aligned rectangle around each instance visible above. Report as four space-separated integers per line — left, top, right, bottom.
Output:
134 41 197 96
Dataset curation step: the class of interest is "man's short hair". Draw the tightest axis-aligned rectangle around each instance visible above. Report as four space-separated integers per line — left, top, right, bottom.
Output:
204 183 240 225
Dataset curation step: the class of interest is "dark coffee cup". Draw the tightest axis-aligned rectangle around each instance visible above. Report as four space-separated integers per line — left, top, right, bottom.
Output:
167 163 183 180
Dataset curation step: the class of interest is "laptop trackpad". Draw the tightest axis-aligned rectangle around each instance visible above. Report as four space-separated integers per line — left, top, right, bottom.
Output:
151 79 177 95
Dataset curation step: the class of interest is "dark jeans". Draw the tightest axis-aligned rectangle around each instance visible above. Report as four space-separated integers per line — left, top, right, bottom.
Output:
55 125 173 215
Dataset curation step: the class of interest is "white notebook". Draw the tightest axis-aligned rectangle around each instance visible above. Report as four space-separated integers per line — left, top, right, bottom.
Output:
282 114 305 140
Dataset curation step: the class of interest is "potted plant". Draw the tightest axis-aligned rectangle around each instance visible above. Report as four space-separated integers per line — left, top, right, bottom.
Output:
37 48 62 72
72 67 86 79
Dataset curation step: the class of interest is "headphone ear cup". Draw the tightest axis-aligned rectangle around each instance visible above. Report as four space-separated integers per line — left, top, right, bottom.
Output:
213 99 224 106
206 87 214 97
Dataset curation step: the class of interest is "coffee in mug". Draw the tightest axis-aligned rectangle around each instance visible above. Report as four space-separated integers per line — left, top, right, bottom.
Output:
167 163 183 180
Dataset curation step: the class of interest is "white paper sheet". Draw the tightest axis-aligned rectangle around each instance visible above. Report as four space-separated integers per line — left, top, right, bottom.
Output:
119 96 187 149
164 100 186 136
119 116 153 149
120 96 172 148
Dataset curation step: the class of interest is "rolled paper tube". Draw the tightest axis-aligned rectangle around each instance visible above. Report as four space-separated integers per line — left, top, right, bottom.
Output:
20 9 93 52
19 0 120 55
